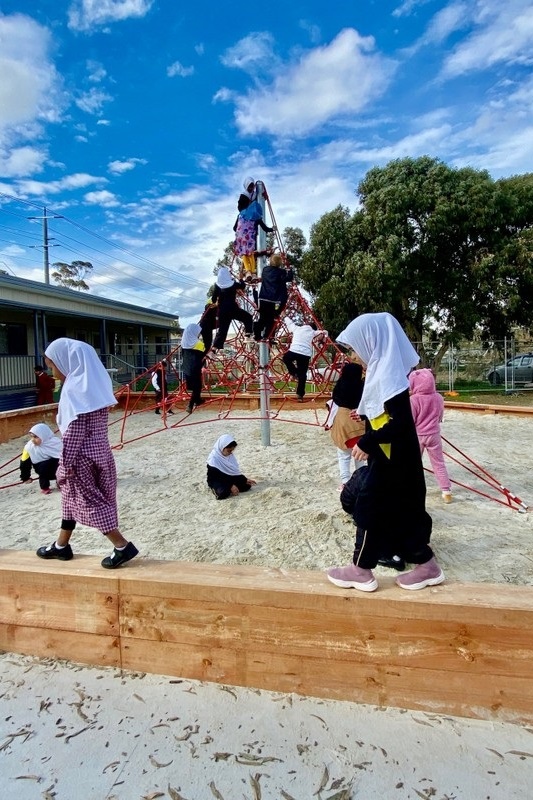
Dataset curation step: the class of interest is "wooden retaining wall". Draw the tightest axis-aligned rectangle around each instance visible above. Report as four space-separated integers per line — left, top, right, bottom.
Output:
1 551 532 724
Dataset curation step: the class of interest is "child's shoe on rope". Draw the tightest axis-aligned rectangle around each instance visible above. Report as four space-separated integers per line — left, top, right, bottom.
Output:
36 541 74 561
101 541 139 569
442 491 452 503
396 557 444 590
326 563 378 592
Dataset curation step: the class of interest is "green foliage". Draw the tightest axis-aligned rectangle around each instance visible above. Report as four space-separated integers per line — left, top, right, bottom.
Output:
298 157 533 343
280 226 306 273
51 260 93 291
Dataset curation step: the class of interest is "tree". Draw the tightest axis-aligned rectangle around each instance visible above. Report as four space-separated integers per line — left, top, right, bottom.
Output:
51 261 93 291
279 226 306 274
298 157 533 355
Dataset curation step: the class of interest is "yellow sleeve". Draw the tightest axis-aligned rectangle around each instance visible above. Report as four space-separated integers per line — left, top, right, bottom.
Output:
369 412 392 459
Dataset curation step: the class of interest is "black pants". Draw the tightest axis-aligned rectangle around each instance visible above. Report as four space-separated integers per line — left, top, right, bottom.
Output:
254 300 281 341
20 456 59 490
185 370 203 406
213 307 253 349
207 466 251 500
282 350 310 397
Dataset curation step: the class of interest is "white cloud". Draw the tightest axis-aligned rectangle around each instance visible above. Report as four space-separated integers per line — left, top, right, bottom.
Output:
195 43 204 56
0 146 46 178
75 87 113 115
299 20 321 44
225 28 395 138
213 87 233 103
84 189 119 206
87 60 107 83
16 173 107 196
108 157 147 174
221 32 277 73
393 0 434 17
167 61 195 78
442 0 533 77
412 1 469 49
68 0 154 32
97 119 111 126
0 13 65 151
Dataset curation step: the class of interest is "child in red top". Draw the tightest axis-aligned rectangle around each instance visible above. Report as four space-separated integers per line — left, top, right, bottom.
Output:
409 368 452 503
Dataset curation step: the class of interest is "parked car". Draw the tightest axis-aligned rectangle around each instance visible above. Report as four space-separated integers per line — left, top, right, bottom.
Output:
486 353 533 385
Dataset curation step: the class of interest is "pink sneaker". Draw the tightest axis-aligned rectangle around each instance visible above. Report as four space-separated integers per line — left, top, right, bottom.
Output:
41 488 52 495
326 564 378 592
396 557 445 591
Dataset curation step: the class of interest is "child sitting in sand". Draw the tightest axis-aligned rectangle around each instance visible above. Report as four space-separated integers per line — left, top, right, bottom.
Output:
20 422 62 494
206 434 257 500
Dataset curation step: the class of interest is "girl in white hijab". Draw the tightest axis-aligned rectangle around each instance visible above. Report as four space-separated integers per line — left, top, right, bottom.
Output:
327 313 444 593
20 423 62 494
211 268 254 351
206 434 256 499
36 338 138 569
181 323 206 413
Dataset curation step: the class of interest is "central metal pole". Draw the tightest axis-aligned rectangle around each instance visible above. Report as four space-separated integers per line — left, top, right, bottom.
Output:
255 181 271 446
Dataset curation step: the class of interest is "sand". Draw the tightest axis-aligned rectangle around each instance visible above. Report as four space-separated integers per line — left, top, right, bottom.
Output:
2 405 533 583
1 405 533 799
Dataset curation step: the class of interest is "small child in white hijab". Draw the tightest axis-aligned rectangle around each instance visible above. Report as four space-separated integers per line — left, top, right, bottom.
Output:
20 422 62 494
206 434 257 499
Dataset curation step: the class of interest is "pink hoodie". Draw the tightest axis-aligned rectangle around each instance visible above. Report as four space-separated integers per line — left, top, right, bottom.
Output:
409 368 444 436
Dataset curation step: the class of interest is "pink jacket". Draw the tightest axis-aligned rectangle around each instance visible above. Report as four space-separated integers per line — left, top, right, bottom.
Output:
409 368 444 436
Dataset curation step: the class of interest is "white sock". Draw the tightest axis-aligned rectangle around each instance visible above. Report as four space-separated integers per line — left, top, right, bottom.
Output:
46 541 66 551
115 543 127 551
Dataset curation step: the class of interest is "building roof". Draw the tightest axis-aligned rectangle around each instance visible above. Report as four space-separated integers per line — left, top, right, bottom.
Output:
0 273 178 326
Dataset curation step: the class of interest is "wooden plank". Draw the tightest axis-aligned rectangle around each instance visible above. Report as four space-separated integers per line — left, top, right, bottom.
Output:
117 559 533 623
120 638 533 724
0 551 119 635
2 551 533 723
0 623 119 668
119 596 533 679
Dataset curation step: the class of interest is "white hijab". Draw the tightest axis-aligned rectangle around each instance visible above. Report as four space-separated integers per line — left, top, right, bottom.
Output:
181 323 202 350
216 267 234 290
207 433 241 476
243 176 255 195
45 338 117 434
25 423 62 462
336 312 419 420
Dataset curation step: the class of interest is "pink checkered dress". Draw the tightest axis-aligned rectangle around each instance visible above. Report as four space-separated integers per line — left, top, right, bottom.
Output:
58 407 118 533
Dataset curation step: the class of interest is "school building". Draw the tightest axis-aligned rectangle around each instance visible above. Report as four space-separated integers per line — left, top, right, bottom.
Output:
0 273 179 411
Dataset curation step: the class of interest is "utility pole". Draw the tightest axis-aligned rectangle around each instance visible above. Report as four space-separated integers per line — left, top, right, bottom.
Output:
43 206 50 284
27 207 63 284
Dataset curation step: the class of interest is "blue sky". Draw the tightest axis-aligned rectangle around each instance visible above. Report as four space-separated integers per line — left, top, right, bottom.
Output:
0 0 532 326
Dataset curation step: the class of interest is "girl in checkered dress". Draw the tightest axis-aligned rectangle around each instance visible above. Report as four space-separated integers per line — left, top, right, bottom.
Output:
36 338 138 569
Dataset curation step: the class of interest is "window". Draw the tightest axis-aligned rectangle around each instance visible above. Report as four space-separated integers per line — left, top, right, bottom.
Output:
0 322 27 355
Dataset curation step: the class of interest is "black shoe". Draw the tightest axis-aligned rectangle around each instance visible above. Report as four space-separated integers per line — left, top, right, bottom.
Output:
167 410 175 415
36 542 73 561
377 556 405 571
155 409 160 414
186 403 194 414
101 541 139 569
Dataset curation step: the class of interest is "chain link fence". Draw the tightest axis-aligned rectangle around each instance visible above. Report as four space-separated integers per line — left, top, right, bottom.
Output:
426 338 533 393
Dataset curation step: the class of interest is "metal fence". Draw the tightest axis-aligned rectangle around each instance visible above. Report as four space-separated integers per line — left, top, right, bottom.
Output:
0 355 35 390
428 338 533 393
